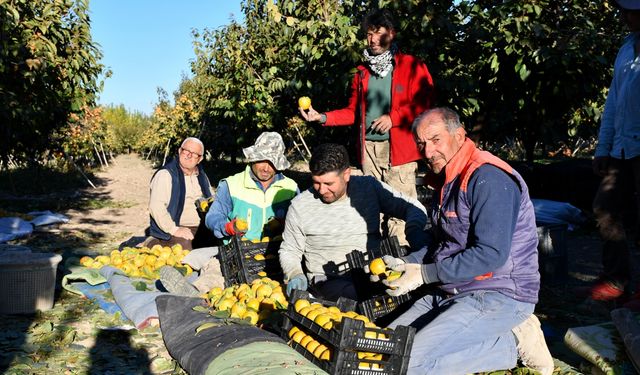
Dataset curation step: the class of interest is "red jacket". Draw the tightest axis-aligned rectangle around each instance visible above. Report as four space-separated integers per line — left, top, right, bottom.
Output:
324 52 434 166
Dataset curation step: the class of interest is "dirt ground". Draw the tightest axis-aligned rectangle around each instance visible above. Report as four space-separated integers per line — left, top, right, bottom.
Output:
1 153 636 374
61 153 154 248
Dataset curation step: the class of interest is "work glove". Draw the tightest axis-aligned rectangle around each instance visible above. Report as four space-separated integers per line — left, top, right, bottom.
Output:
286 274 308 296
224 218 247 237
365 255 405 283
383 262 425 297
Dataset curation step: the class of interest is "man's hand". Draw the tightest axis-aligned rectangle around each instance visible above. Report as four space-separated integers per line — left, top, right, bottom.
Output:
370 114 392 134
224 218 247 237
174 227 194 240
383 263 424 297
286 274 308 296
592 156 610 177
364 255 404 282
299 105 323 122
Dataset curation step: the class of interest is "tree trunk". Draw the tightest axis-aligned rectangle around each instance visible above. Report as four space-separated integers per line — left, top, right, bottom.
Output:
99 142 109 167
91 139 104 168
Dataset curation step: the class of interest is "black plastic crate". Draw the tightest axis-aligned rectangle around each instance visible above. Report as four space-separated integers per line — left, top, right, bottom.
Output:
283 290 413 375
286 336 410 375
345 237 412 320
219 236 283 287
286 290 414 355
346 236 407 270
357 294 412 322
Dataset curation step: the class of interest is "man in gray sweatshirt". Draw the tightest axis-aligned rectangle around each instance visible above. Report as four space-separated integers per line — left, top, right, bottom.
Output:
279 143 428 301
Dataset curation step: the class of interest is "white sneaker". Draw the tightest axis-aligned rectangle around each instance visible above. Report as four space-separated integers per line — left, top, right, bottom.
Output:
512 314 554 375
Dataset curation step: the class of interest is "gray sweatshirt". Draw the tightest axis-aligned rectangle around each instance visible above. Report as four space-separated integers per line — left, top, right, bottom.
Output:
279 175 428 283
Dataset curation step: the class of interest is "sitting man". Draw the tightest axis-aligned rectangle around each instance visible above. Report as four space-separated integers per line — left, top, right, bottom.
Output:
146 137 212 251
373 107 553 375
279 143 428 301
161 132 299 297
205 131 299 244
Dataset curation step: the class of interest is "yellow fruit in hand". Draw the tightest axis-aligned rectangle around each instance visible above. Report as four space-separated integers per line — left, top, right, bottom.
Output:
235 218 248 231
199 200 209 211
298 96 311 110
385 270 402 282
369 258 386 275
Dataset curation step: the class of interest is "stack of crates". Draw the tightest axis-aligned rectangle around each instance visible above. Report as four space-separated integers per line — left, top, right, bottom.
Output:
346 237 413 322
283 290 415 375
219 236 283 287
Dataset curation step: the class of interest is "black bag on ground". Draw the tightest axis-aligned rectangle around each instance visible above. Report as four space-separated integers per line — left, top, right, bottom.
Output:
155 295 284 375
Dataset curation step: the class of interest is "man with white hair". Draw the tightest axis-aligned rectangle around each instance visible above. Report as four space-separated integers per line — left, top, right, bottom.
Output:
147 137 213 250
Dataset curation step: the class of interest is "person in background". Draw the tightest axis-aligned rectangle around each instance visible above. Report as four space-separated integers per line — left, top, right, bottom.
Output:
586 0 640 305
299 9 434 247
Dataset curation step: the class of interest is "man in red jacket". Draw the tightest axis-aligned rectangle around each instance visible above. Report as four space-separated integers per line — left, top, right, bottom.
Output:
300 9 434 246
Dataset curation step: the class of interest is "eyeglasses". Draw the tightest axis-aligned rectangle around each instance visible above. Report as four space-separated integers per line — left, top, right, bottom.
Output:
180 147 202 158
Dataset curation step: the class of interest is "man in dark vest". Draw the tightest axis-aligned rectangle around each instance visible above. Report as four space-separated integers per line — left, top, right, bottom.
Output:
146 137 213 250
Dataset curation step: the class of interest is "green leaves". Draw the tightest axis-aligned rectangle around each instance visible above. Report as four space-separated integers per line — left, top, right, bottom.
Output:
0 0 104 163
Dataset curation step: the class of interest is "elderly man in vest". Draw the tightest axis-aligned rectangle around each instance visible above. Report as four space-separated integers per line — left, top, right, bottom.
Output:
205 132 299 244
368 108 554 375
147 137 212 250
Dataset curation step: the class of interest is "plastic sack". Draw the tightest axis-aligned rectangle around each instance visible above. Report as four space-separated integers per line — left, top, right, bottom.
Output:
0 217 33 243
28 210 69 226
532 199 587 229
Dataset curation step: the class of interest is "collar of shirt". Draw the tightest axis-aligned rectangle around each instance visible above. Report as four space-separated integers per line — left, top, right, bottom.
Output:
248 168 283 192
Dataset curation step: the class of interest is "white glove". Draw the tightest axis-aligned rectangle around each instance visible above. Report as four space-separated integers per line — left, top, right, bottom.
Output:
365 255 405 283
383 262 424 297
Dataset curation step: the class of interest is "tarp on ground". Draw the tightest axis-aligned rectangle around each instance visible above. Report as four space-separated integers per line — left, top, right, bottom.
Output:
156 294 325 375
62 259 161 329
0 211 69 243
564 319 638 375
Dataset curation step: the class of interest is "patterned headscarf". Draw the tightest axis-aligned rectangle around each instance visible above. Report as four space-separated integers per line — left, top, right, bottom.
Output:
363 43 398 77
